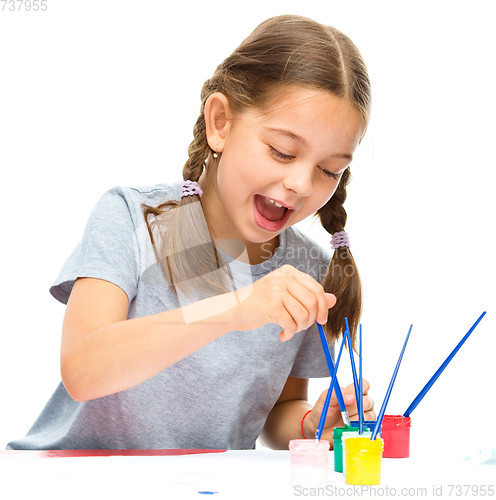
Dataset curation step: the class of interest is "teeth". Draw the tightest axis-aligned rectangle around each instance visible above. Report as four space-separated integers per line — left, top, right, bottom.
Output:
265 197 284 208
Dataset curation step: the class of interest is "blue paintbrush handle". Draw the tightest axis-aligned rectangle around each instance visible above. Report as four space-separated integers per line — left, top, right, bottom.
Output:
317 323 349 419
315 338 346 441
344 318 360 407
371 324 413 440
403 311 486 417
359 324 364 435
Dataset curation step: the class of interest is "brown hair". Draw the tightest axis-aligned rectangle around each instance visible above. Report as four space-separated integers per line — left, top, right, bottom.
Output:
142 14 371 348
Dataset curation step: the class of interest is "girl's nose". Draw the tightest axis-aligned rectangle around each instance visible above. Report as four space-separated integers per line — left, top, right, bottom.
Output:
282 163 313 197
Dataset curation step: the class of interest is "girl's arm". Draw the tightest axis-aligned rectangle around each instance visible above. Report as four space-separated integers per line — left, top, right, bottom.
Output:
258 377 312 449
60 277 238 402
62 263 334 402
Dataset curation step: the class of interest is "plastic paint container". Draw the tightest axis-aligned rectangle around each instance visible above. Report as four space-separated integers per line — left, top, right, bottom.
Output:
334 423 377 473
344 436 384 485
332 426 354 473
341 429 372 473
381 414 411 458
289 439 330 487
350 420 377 431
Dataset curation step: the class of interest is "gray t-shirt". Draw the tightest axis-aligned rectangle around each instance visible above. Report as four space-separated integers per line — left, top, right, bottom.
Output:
6 180 333 450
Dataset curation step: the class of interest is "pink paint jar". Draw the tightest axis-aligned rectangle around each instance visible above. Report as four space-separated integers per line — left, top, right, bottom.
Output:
289 439 330 487
381 414 411 458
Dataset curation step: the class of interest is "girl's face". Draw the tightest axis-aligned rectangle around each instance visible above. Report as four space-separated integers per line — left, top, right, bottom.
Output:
200 86 364 262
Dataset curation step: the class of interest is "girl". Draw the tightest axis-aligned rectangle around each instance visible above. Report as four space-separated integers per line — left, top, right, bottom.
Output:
7 14 375 450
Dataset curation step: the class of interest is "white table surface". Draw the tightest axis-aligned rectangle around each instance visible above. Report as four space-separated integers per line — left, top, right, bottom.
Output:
1 445 495 500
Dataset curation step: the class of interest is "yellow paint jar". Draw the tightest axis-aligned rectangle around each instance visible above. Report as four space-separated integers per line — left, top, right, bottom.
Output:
344 436 384 485
341 429 372 473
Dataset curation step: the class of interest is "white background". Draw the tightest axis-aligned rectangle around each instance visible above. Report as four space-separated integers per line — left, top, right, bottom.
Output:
0 0 494 453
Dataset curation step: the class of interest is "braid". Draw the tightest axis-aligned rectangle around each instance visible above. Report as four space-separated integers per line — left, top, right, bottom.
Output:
317 167 362 349
319 168 349 233
183 84 212 182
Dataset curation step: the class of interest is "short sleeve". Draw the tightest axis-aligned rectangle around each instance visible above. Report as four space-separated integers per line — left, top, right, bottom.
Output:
289 324 334 378
49 187 140 305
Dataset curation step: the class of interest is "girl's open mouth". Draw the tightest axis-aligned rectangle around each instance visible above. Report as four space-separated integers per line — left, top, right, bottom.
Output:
253 194 293 232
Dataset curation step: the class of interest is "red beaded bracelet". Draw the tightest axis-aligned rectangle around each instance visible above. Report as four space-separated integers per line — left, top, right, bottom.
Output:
300 409 312 439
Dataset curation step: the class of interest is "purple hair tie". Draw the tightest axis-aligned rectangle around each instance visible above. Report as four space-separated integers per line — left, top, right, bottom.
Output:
331 230 350 249
181 180 203 198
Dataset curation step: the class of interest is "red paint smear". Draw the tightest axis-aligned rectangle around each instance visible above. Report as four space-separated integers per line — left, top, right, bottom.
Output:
0 449 226 458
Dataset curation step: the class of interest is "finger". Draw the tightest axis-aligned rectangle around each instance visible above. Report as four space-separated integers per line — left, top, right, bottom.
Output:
281 282 331 337
336 385 356 408
326 293 337 311
321 399 346 430
342 382 357 401
362 395 374 413
348 405 362 420
314 386 343 412
285 278 319 330
312 384 356 432
347 396 374 420
279 330 293 342
361 379 371 395
348 399 373 419
343 392 355 407
341 382 358 416
314 386 353 437
364 410 376 421
278 294 300 341
342 378 371 403
291 268 332 324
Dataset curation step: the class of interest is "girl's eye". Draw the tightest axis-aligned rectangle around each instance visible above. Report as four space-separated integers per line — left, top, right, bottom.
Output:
268 145 295 161
268 145 341 181
320 168 341 181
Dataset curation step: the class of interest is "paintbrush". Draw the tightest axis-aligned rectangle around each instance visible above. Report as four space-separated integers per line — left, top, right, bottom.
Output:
317 322 351 426
315 338 346 441
371 325 413 440
403 311 486 417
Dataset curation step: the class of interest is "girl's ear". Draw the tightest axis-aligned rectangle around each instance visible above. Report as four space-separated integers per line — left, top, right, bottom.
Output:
204 92 232 153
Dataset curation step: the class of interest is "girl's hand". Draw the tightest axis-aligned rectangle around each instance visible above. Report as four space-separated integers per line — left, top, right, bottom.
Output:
232 264 336 341
303 379 376 440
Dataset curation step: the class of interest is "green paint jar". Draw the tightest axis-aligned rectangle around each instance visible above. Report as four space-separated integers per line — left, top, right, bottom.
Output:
332 425 355 472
